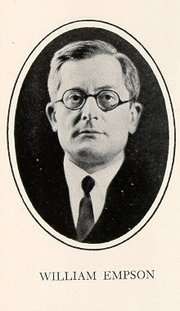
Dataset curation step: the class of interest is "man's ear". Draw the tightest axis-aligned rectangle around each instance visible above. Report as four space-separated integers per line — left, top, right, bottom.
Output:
128 102 143 134
45 102 57 132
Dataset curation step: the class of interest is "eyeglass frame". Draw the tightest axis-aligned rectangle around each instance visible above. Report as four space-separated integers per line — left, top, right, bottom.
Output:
53 88 135 112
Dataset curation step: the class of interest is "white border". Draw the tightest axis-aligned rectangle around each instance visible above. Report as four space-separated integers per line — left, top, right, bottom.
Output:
8 20 175 250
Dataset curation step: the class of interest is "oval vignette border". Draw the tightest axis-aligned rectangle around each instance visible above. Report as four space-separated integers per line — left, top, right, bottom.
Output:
7 19 176 251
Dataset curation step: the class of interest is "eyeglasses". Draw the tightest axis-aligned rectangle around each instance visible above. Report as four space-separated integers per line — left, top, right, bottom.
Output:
53 89 135 112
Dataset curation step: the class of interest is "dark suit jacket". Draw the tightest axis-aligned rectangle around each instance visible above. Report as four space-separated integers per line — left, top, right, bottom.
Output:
30 156 158 244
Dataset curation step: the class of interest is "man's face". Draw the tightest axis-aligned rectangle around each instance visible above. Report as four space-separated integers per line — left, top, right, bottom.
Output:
46 54 142 172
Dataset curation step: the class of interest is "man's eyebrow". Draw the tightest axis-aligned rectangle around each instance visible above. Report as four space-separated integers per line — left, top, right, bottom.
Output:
60 85 117 93
95 85 116 91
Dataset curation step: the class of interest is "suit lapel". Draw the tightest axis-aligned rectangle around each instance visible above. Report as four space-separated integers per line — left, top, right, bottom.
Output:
84 158 144 243
40 163 77 240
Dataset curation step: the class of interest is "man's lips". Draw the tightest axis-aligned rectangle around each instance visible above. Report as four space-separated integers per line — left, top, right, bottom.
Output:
73 129 105 137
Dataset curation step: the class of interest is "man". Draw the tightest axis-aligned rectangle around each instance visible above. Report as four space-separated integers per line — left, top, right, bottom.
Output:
44 40 152 243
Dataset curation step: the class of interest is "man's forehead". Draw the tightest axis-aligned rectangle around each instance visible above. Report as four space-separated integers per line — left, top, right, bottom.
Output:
60 54 123 75
57 54 126 93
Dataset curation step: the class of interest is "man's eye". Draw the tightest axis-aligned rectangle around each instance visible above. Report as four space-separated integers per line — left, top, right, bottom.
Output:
104 94 113 100
101 93 115 102
70 94 82 101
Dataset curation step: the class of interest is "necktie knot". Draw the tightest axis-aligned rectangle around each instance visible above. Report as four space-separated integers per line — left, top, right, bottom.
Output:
81 176 95 196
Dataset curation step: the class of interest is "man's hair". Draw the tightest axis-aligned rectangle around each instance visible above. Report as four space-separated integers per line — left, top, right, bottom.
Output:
47 40 140 101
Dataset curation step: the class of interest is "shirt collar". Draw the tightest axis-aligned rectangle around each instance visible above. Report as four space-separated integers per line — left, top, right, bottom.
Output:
64 153 125 194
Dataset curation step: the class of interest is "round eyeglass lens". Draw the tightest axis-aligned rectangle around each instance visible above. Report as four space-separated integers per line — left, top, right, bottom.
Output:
98 90 119 110
64 90 84 109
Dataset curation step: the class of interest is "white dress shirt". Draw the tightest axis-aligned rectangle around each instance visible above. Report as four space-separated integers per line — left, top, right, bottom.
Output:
64 153 124 228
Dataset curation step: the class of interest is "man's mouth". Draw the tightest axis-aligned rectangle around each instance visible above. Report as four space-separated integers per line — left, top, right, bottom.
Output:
80 130 102 134
73 129 105 137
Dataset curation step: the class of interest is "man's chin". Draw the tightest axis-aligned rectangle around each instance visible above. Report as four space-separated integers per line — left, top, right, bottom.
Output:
67 145 124 173
75 146 102 160
69 146 106 166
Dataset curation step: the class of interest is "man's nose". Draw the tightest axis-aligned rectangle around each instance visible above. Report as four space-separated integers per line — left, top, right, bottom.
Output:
81 96 99 120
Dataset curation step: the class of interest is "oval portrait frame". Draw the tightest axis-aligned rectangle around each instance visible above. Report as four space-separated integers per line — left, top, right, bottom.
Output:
7 20 175 250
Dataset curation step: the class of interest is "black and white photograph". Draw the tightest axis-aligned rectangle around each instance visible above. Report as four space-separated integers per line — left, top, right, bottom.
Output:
8 20 174 249
1 2 180 311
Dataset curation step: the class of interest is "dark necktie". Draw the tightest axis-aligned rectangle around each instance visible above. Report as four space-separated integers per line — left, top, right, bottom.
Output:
76 176 95 242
